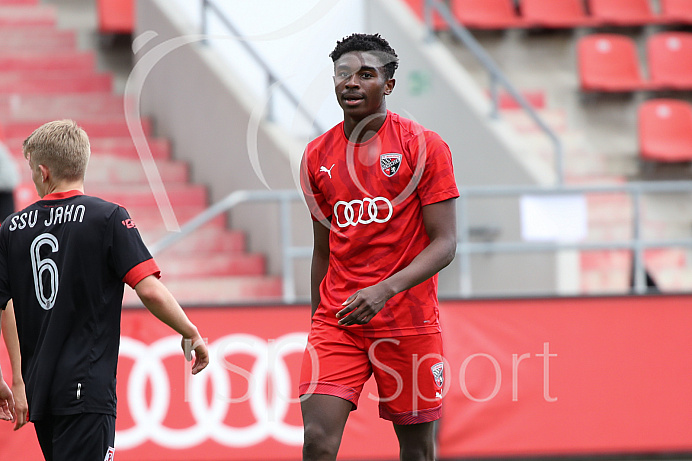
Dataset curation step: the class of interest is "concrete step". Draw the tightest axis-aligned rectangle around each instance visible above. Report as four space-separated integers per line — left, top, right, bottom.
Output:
0 26 76 50
141 226 247 255
127 206 226 235
0 0 39 5
6 136 171 160
0 93 125 119
0 5 56 26
3 116 151 139
84 156 188 185
0 71 112 94
0 51 95 72
12 156 188 185
502 108 568 133
522 130 608 177
13 182 208 211
88 184 208 209
122 275 283 306
488 89 547 110
156 253 266 278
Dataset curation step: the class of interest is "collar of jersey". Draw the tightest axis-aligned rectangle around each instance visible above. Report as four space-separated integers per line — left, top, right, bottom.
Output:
42 190 83 201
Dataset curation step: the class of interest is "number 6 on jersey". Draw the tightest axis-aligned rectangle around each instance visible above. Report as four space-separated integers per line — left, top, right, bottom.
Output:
30 233 59 311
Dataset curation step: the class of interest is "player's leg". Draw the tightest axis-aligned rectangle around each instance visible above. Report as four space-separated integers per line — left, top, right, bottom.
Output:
299 321 372 461
393 421 436 461
301 393 352 460
370 333 445 461
34 418 54 461
50 413 115 461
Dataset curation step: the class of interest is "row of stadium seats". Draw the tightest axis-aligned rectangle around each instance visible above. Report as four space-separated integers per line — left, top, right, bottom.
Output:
579 32 692 92
406 0 692 292
415 0 692 30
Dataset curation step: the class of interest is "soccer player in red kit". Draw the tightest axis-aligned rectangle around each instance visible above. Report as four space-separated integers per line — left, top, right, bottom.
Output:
0 120 209 461
299 34 459 461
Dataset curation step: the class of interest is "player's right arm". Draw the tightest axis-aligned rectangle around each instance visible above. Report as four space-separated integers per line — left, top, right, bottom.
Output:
0 309 15 423
1 300 28 430
134 276 209 374
310 220 330 318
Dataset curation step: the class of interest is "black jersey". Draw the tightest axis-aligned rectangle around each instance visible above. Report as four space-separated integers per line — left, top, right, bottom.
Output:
0 190 160 421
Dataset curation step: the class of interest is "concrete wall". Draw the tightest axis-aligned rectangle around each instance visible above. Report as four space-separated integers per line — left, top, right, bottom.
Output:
135 0 312 298
135 0 559 298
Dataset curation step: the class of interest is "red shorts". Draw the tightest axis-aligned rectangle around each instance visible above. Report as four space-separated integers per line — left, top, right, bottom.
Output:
299 321 445 425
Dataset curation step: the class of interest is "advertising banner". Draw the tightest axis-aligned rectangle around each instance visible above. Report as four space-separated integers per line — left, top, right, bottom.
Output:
1 296 691 459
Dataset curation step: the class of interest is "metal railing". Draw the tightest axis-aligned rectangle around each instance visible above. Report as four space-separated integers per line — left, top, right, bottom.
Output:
150 189 309 303
151 184 692 302
424 0 565 185
457 181 692 297
200 0 325 137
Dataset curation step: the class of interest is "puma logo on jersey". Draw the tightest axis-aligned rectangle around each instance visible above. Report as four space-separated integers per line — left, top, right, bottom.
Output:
320 164 335 179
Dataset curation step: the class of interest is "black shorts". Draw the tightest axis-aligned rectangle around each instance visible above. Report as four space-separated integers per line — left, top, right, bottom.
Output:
34 413 116 461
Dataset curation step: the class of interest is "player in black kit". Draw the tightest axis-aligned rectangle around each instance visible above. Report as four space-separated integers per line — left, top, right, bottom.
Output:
0 120 209 461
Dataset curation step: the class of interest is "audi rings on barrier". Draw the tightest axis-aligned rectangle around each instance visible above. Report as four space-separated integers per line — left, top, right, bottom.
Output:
117 333 308 449
333 197 393 228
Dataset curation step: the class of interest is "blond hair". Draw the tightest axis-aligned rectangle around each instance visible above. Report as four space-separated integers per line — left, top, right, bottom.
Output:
23 120 90 181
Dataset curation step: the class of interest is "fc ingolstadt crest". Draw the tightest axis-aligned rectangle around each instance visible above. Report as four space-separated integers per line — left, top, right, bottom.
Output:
431 362 444 388
380 153 402 177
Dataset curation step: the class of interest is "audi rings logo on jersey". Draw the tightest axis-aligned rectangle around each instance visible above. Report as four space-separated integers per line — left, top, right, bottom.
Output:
334 197 393 228
117 333 308 450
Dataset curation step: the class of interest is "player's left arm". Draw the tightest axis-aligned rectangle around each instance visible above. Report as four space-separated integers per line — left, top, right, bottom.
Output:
1 300 28 430
337 198 457 325
134 276 210 374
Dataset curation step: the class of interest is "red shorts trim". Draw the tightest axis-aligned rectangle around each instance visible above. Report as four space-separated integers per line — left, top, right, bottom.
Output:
299 321 445 424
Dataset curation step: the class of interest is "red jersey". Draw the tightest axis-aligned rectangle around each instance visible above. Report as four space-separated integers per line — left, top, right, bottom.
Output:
301 111 459 337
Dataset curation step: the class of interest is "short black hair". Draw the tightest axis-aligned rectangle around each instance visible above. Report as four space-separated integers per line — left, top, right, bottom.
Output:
330 33 399 80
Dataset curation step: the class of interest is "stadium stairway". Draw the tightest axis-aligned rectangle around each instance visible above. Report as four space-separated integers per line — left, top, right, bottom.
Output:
0 0 283 305
403 0 692 294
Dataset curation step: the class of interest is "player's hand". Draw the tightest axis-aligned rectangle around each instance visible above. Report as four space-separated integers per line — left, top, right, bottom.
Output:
337 284 392 326
0 379 15 423
11 380 28 430
181 334 210 375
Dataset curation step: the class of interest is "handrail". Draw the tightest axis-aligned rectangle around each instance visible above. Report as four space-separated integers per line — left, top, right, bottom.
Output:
149 189 309 303
424 0 565 185
456 181 692 296
200 0 325 137
151 184 692 302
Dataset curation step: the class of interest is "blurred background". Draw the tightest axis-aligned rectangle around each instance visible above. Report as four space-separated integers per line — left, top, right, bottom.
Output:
0 0 691 459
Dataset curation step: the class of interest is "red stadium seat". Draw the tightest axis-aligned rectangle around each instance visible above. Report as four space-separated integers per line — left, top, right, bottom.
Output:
647 32 692 90
577 34 650 92
97 0 133 34
660 0 692 24
588 0 658 26
639 99 692 162
404 0 448 30
521 0 597 28
450 0 525 29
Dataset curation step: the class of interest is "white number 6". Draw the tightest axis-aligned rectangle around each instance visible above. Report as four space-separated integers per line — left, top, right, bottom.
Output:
30 233 59 311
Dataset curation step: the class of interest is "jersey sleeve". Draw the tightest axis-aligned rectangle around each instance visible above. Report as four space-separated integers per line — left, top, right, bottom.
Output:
300 147 332 222
107 207 160 288
0 221 10 309
412 131 460 206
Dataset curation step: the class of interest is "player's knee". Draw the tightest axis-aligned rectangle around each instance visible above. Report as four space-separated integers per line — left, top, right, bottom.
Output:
302 423 341 461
